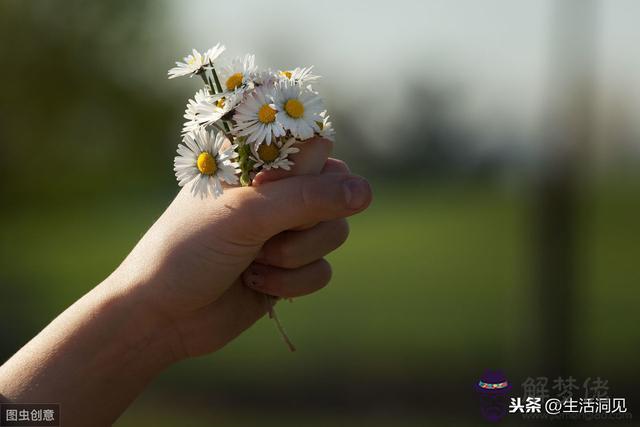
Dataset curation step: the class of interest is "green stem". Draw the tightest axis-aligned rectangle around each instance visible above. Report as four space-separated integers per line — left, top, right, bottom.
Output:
211 67 224 93
210 68 231 133
212 122 232 139
197 71 213 94
265 295 296 352
237 141 254 186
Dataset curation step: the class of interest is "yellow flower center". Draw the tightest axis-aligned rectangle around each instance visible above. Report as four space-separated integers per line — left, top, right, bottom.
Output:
216 97 225 108
257 143 280 162
258 104 277 123
280 70 293 79
225 72 244 91
284 99 304 118
187 56 198 65
196 152 217 175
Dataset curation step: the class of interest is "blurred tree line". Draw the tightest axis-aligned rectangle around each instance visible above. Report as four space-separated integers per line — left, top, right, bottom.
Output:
0 0 521 208
0 0 178 202
2 0 637 203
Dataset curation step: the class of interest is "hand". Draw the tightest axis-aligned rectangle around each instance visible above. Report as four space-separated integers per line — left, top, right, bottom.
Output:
112 138 372 359
0 138 372 426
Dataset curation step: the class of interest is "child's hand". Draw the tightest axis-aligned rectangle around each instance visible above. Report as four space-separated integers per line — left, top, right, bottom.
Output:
112 138 372 359
0 138 371 426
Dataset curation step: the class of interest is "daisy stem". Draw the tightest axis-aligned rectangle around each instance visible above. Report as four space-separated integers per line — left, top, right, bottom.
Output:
209 68 231 134
208 67 248 185
198 71 214 94
212 122 233 140
209 67 230 132
264 295 296 352
238 142 253 186
210 67 224 94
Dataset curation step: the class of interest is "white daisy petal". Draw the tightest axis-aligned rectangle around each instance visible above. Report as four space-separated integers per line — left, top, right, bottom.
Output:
203 43 226 65
173 127 239 198
277 66 320 85
231 86 285 146
168 48 214 79
249 137 301 171
270 80 324 141
218 54 257 94
318 110 336 141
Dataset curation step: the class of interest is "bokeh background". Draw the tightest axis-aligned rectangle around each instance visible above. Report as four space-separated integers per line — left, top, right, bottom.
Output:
1 0 639 425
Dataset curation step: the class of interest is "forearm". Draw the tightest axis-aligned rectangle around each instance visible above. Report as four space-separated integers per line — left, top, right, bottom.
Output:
0 276 178 426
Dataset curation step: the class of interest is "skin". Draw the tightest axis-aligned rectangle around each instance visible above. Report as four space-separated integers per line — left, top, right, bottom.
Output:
0 138 372 426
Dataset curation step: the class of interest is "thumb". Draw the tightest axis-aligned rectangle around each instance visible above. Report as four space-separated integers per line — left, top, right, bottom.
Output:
227 173 372 241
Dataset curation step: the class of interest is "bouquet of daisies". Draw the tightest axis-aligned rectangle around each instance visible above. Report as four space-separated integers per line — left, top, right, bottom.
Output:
169 43 334 198
168 44 335 350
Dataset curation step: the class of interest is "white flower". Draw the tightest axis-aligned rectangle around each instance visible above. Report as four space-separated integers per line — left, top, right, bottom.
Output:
174 128 239 198
318 111 335 141
168 44 225 79
250 138 300 171
203 43 226 65
182 89 209 134
253 68 278 86
232 86 286 146
278 66 320 85
272 81 324 140
219 54 257 93
194 91 242 128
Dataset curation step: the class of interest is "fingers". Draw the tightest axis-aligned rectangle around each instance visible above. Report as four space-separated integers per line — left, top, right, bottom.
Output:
255 157 349 185
321 158 350 174
288 137 332 174
225 173 372 241
255 158 351 232
242 259 332 298
257 219 349 269
252 137 333 186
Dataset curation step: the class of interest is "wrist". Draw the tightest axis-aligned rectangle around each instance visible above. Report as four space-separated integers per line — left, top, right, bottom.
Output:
94 273 186 372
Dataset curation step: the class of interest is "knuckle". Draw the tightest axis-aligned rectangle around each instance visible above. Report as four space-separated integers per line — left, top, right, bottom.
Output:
272 238 298 269
332 159 350 173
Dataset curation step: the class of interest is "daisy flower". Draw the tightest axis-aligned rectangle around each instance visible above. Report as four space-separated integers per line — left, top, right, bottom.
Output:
272 81 324 140
317 111 335 141
203 43 226 65
233 86 286 145
174 128 239 198
250 138 300 171
279 66 320 85
168 44 225 79
253 68 279 87
182 89 209 134
195 91 242 128
218 54 257 93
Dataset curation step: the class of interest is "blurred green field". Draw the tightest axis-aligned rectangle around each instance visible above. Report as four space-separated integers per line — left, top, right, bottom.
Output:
1 181 639 426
